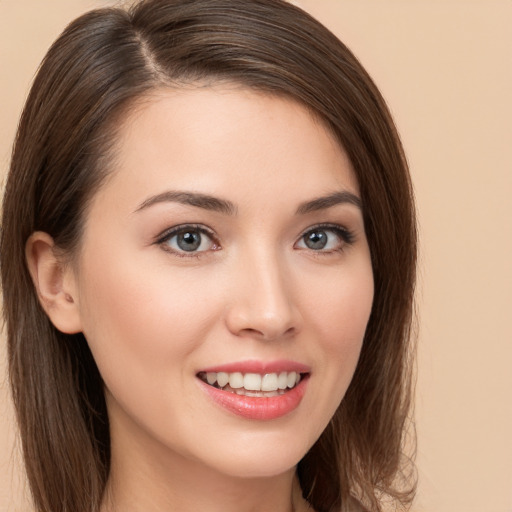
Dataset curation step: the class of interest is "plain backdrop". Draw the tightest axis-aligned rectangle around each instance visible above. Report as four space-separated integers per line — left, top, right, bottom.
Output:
1 1 511 511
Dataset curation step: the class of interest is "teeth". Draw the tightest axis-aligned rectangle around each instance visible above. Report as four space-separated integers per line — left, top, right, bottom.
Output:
217 372 229 388
277 372 288 390
199 370 305 393
229 372 244 389
244 373 262 391
287 371 297 388
261 373 278 391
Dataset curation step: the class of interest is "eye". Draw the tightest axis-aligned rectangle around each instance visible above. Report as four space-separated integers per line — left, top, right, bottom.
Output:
296 224 354 252
157 225 219 255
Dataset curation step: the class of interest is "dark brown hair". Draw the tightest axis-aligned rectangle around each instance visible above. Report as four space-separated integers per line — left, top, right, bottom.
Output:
1 1 417 511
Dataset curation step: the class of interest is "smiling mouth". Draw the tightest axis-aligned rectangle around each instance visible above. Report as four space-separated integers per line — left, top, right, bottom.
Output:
197 371 307 397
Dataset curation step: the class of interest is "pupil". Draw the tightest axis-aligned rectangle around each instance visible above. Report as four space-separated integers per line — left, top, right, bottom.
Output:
177 231 201 251
306 231 327 250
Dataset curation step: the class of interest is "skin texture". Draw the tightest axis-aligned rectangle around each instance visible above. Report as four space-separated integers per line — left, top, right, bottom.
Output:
27 86 374 512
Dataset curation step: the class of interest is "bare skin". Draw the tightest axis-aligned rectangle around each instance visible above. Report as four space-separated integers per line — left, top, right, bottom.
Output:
27 85 373 512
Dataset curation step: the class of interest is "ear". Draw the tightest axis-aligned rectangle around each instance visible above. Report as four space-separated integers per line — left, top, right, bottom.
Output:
25 231 82 334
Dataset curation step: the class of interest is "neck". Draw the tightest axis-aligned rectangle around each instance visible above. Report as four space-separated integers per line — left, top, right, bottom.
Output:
101 411 309 512
103 458 305 512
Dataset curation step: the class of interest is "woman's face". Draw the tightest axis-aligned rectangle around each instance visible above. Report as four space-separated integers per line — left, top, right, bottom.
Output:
69 86 374 479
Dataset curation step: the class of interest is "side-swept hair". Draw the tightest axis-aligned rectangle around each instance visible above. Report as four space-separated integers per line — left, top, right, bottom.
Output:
1 1 417 511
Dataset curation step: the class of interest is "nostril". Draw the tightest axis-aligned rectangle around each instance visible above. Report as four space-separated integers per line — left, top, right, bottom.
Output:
237 325 296 341
224 286 302 340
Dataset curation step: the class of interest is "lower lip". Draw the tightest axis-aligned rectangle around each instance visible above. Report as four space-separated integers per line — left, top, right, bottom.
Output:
198 376 309 420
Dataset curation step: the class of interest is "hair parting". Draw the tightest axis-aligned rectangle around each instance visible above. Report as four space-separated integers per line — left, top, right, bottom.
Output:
1 1 417 511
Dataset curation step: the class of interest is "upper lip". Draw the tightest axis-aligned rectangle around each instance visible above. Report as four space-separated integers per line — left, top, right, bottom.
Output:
198 359 311 375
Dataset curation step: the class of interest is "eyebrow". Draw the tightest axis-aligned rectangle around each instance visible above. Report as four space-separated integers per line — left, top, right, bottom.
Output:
134 189 361 216
134 191 237 215
295 191 362 215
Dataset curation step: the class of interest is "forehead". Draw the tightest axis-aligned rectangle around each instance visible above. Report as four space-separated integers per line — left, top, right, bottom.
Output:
93 85 359 212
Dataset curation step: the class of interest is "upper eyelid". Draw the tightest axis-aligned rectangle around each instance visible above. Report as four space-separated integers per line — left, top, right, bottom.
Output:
299 222 352 237
296 223 355 248
155 223 216 242
155 224 220 258
301 222 346 231
154 222 354 249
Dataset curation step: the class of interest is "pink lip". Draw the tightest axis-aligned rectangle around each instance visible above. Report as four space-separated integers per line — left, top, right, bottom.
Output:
199 359 311 374
198 376 309 420
196 360 311 421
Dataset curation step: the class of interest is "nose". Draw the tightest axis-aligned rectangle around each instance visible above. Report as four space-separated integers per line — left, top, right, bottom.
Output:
224 250 302 341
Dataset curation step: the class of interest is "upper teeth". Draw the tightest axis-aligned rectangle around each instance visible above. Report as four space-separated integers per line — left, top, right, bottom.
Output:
203 371 301 391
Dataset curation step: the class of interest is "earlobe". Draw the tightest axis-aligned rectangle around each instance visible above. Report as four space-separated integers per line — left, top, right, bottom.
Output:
25 231 82 334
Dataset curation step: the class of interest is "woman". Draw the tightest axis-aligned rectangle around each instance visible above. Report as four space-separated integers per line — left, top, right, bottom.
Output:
0 1 417 511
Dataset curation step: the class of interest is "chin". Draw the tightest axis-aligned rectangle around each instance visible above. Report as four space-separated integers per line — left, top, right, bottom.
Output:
196 431 314 479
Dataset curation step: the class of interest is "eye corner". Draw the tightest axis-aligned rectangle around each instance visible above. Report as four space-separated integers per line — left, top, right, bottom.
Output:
295 223 355 253
155 223 220 258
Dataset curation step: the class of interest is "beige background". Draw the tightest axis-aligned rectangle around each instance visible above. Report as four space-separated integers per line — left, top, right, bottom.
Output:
1 1 511 511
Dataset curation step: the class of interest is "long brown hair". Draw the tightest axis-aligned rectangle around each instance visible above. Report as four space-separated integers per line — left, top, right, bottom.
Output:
1 1 417 511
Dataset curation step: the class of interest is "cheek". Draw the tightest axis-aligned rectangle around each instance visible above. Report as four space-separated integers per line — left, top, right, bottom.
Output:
75 253 217 393
305 258 374 346
302 260 374 404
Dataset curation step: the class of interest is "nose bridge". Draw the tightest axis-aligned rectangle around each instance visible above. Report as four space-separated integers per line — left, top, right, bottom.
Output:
226 242 300 340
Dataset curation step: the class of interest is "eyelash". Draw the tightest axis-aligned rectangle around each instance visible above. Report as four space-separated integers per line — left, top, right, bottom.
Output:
297 223 355 254
155 224 219 258
154 222 355 258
